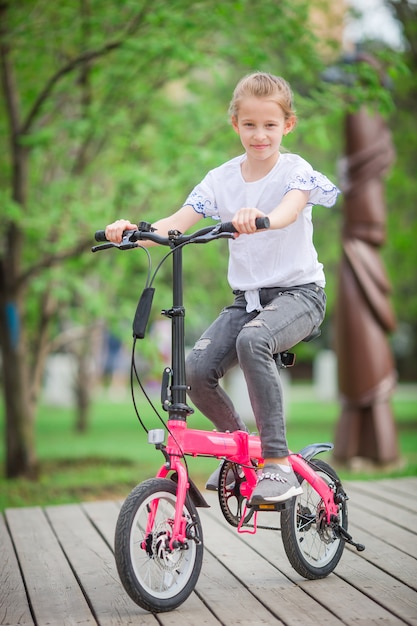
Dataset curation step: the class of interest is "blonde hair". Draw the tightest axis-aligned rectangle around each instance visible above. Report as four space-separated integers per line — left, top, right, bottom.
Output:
229 72 296 122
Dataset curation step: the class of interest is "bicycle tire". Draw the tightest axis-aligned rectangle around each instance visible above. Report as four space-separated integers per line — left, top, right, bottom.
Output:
281 459 347 579
114 477 203 613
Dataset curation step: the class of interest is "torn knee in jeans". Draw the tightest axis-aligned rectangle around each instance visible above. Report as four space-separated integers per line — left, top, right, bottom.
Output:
193 338 211 350
243 319 265 328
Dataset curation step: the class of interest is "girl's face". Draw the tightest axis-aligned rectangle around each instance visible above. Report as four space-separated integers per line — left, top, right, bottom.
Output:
232 96 295 164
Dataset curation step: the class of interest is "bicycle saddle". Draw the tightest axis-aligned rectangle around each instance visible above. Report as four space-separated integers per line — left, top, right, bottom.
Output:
274 328 321 368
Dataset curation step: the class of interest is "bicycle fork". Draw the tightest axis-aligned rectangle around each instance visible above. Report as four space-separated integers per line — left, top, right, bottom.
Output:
142 456 200 552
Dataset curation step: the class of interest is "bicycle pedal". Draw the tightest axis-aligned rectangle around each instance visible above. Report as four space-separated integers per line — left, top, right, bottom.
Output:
249 501 288 512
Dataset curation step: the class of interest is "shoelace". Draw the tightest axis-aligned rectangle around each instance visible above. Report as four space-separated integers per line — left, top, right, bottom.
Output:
258 471 288 483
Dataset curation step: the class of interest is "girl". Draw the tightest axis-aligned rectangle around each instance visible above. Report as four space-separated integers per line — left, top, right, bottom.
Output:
105 72 339 504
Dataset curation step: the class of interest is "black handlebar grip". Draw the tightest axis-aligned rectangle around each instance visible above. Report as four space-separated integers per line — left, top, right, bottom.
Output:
95 230 108 242
218 216 270 233
255 216 270 230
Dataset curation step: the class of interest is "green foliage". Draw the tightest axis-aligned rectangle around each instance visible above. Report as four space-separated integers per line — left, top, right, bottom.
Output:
1 0 331 356
1 0 416 478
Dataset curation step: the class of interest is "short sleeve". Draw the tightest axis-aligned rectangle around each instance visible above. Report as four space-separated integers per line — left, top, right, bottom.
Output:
183 173 220 219
284 170 340 208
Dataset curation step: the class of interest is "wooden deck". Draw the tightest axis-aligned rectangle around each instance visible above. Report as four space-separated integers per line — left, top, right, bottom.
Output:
1 477 417 625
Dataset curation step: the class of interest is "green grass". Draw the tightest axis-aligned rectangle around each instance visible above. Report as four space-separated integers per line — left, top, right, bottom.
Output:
0 384 416 511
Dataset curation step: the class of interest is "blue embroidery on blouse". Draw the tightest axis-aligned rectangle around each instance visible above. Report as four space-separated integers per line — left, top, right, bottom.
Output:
186 191 220 218
284 172 339 206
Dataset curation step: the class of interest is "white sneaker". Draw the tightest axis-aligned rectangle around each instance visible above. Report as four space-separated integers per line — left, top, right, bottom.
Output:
249 464 302 504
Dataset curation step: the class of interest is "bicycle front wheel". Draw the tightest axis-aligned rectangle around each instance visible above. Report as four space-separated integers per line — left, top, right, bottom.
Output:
114 478 203 613
281 459 347 579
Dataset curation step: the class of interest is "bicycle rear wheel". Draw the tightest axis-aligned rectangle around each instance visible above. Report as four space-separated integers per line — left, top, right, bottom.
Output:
281 459 347 579
114 478 203 613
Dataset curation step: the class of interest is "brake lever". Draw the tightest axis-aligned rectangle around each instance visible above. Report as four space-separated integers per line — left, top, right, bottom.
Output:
91 231 139 253
91 242 117 253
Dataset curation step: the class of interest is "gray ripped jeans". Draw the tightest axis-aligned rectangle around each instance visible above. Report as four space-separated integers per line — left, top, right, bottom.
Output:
185 284 326 458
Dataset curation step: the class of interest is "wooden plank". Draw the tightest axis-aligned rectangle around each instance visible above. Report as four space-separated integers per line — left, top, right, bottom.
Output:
346 482 417 532
248 526 404 625
376 477 417 498
5 506 95 626
47 502 219 626
337 548 417 624
347 479 417 515
156 593 222 626
45 503 157 626
348 501 417 560
376 477 417 495
349 499 417 558
199 501 344 625
346 508 417 589
82 500 223 625
0 513 34 626
86 498 373 625
2 477 416 626
201 492 409 625
196 548 286 625
81 500 120 548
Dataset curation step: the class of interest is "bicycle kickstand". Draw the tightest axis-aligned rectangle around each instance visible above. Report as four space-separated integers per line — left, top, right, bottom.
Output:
334 522 366 551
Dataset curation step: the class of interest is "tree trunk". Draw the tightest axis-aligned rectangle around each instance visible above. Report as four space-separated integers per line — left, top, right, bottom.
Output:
0 264 38 478
73 324 103 433
0 4 38 478
75 346 91 433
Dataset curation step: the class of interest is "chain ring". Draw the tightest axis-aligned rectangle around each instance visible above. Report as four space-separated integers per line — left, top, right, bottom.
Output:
218 461 255 527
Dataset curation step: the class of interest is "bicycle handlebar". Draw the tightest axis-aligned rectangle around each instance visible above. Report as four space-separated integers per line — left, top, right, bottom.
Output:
92 216 270 252
212 216 270 234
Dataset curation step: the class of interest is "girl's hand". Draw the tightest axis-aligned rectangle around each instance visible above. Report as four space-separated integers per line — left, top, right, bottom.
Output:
105 219 138 243
232 208 267 235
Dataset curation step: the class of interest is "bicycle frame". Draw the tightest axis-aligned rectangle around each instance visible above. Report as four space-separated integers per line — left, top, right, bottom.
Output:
151 419 340 542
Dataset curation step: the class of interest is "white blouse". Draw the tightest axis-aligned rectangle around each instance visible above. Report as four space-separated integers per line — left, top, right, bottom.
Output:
184 152 339 311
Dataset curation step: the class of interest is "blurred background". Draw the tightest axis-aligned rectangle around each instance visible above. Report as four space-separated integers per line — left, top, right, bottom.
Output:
0 0 416 500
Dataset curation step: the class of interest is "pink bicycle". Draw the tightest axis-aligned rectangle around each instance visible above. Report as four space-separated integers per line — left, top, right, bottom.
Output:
93 220 364 614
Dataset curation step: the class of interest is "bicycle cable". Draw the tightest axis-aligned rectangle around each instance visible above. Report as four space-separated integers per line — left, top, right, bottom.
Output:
129 236 219 474
130 344 191 477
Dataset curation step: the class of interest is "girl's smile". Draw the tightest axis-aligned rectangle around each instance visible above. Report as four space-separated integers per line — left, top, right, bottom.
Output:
232 96 295 179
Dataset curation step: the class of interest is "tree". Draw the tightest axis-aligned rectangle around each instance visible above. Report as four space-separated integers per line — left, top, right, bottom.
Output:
384 0 417 380
1 0 336 478
2 0 406 480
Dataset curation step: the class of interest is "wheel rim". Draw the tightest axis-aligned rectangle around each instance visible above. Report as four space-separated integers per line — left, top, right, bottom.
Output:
293 470 345 568
129 490 199 600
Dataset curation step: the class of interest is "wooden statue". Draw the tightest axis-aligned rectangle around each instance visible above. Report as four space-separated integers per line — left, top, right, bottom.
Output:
333 53 400 465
